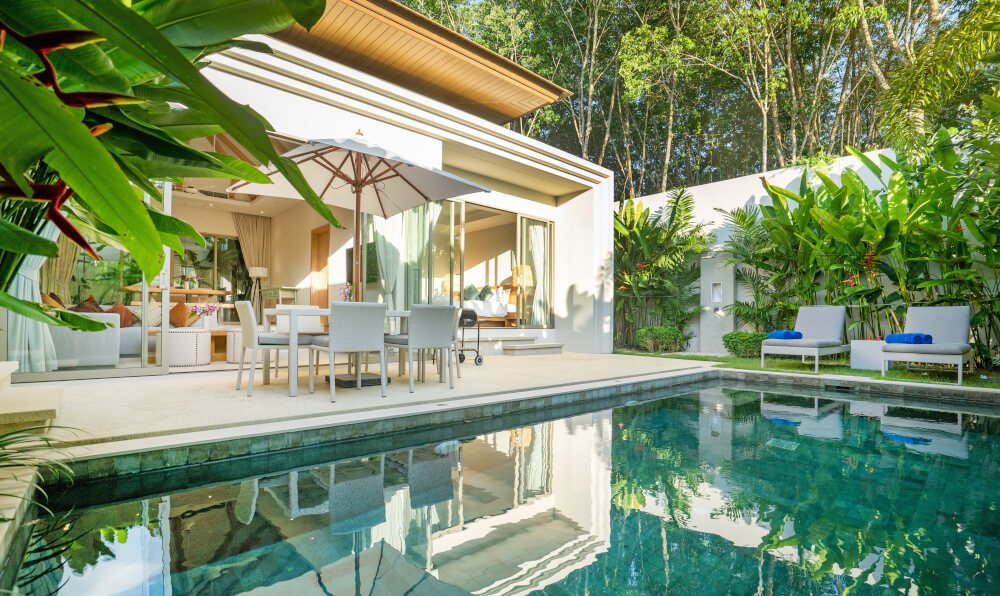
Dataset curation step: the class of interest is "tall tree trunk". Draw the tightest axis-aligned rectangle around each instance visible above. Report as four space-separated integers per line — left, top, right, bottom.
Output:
856 0 891 92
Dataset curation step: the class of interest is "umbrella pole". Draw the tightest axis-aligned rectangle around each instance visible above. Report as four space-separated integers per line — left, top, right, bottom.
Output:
354 184 362 302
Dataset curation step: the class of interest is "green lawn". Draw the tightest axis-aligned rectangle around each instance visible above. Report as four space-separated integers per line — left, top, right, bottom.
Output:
615 350 1000 389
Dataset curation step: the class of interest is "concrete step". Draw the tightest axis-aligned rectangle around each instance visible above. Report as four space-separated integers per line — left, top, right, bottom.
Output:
0 385 59 434
502 342 563 356
461 336 535 356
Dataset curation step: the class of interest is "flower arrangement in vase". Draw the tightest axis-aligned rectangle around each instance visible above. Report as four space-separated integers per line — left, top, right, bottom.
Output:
340 283 353 301
189 303 220 328
173 271 200 290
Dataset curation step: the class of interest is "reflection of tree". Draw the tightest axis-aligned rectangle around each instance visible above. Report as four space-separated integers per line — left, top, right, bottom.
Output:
594 390 999 594
611 396 709 524
17 501 160 595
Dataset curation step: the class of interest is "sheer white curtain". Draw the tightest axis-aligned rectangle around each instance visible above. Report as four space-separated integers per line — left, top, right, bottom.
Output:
372 214 404 333
9 223 60 372
525 219 549 326
403 203 441 308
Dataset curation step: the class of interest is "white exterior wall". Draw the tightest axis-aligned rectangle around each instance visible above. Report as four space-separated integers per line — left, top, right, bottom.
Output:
637 149 894 353
201 36 615 354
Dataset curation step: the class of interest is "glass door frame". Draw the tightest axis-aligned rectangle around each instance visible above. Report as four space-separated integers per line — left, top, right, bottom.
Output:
4 183 172 382
516 215 554 329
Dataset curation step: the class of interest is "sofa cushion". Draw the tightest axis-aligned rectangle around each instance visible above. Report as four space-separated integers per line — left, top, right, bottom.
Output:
169 301 198 328
762 338 843 348
105 301 137 328
70 295 102 313
882 342 970 355
42 293 64 309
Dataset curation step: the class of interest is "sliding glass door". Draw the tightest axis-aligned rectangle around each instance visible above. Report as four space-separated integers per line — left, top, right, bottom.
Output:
364 201 551 329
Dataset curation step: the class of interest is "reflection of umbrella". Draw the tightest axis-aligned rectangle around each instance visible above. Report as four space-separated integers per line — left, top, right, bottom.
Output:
230 134 488 300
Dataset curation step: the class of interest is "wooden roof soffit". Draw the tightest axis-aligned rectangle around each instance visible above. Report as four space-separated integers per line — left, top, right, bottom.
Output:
270 0 571 124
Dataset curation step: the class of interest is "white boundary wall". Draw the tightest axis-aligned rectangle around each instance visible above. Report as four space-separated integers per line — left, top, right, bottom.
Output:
637 149 894 353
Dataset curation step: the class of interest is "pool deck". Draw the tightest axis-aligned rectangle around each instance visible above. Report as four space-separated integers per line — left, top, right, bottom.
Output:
12 353 709 455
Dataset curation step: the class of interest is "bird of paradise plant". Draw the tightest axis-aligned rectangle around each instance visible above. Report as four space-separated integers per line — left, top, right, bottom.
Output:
0 0 340 331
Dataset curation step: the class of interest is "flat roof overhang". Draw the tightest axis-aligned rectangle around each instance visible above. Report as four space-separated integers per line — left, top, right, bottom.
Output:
202 36 611 205
270 0 570 124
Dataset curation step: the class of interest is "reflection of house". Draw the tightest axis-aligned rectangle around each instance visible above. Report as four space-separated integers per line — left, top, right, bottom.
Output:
115 412 612 595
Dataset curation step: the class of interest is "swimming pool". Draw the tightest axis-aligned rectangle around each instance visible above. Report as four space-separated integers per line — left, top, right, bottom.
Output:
11 384 1000 595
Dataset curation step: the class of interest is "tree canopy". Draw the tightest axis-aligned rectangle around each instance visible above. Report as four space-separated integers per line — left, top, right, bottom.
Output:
401 0 998 199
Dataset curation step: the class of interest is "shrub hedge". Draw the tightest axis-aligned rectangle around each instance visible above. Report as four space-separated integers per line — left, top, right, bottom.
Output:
722 331 768 358
637 325 686 353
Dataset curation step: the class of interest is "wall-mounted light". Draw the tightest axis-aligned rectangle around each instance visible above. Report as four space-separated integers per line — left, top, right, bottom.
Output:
711 282 723 313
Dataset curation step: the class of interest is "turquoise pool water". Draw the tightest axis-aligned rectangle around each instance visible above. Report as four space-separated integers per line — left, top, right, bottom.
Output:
11 385 1000 595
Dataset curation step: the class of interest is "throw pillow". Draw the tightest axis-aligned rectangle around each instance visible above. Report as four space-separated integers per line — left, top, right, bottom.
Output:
463 284 480 300
41 293 63 309
128 299 163 327
478 285 494 300
147 299 162 327
105 301 137 328
169 301 199 328
70 295 102 313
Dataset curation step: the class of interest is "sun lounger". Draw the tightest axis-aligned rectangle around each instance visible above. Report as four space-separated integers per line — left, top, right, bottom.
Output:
760 306 849 372
882 306 973 384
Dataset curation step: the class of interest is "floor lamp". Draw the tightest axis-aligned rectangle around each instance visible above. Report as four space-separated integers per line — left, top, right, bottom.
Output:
248 267 268 319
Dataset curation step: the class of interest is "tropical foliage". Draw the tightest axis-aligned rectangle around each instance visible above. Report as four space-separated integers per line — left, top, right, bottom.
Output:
614 191 711 348
718 82 1000 366
0 427 71 522
0 0 337 330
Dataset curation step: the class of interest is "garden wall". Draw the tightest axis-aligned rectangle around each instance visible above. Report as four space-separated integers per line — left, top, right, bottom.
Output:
637 149 894 353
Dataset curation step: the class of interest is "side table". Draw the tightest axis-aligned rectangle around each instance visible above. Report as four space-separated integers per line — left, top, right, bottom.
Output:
166 328 211 367
850 339 885 371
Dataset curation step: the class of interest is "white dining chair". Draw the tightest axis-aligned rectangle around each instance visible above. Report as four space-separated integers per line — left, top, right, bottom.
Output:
235 301 311 397
307 302 388 401
385 305 458 392
271 304 324 379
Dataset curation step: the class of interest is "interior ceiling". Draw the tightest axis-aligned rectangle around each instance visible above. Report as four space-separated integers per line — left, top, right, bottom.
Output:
269 0 569 124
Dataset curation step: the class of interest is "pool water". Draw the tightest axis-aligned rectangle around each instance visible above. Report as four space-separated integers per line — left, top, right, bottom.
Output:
12 385 1000 595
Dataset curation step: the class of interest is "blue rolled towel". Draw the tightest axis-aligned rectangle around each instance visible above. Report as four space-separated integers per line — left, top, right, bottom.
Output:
768 330 802 340
885 333 932 344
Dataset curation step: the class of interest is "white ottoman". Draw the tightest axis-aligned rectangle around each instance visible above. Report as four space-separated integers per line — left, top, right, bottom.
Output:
226 328 263 364
166 328 211 367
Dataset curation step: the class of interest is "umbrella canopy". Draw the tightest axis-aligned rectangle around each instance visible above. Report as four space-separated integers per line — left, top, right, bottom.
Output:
229 135 488 299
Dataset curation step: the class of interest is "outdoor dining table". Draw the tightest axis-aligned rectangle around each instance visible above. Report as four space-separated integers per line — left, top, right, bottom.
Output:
262 307 409 396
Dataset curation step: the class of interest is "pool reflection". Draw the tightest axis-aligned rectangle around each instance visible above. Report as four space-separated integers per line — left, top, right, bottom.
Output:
16 387 1000 595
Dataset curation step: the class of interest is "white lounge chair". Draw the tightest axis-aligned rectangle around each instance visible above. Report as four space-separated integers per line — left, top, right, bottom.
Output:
760 305 849 372
882 306 973 384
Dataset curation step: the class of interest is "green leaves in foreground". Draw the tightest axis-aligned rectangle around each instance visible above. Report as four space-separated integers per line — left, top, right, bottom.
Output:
0 52 165 276
50 0 340 229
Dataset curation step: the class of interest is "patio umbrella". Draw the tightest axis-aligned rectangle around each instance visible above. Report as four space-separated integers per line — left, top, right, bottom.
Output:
229 134 488 300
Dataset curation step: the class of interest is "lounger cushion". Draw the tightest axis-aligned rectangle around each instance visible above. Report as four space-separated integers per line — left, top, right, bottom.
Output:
762 338 843 348
384 334 409 345
258 332 310 345
882 342 970 355
902 306 970 344
794 306 847 342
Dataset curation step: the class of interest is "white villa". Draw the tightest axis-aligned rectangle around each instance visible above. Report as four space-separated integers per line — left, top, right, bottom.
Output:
1 0 614 383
